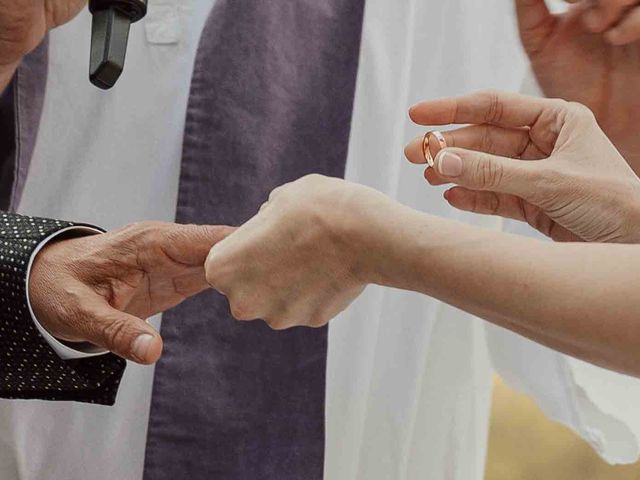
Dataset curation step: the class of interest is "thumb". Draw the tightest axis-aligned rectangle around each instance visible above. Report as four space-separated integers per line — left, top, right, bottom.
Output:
81 298 164 365
162 224 237 265
515 0 556 56
434 148 539 198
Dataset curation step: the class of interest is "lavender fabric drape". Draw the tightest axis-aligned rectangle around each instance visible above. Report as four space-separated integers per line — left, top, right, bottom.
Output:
0 1 366 477
143 1 365 478
0 41 49 211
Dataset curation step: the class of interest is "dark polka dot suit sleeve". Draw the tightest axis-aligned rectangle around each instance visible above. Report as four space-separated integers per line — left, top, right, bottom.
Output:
0 213 125 405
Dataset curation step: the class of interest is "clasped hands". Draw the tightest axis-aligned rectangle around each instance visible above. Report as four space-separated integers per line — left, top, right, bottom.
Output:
204 0 640 332
32 0 640 365
35 86 640 367
206 91 640 334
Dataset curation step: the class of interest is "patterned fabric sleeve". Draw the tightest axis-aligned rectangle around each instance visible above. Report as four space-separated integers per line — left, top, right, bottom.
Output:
0 212 126 405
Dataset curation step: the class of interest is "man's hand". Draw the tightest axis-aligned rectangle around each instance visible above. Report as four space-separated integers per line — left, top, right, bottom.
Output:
0 0 86 90
30 222 233 364
406 91 640 243
204 175 403 330
516 0 640 169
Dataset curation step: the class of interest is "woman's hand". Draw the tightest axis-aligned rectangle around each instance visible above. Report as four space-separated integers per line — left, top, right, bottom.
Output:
405 90 640 243
516 0 640 167
204 175 408 330
0 0 86 90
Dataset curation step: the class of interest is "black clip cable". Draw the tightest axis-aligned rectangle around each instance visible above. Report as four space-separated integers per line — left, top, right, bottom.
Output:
89 0 148 90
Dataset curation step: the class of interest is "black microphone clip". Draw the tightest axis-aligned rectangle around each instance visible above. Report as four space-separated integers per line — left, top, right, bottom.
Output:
89 0 148 90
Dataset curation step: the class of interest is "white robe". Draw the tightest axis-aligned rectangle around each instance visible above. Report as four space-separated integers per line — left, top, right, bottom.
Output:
1 0 638 479
328 0 640 478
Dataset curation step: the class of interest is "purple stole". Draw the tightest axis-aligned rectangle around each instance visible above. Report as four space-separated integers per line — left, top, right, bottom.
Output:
2 1 365 478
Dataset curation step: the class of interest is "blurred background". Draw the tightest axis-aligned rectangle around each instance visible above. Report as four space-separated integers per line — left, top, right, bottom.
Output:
486 378 640 480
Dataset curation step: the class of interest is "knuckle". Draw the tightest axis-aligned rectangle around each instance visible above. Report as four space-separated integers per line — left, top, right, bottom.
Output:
308 312 329 328
229 300 258 321
1 12 34 48
193 224 219 242
119 221 165 240
479 90 504 123
475 157 504 189
58 288 89 320
204 252 232 291
268 186 284 201
204 260 220 287
526 209 548 234
490 195 502 215
297 174 330 191
485 193 501 215
262 315 286 330
266 321 287 331
164 224 193 246
480 127 495 153
303 173 324 183
111 222 157 253
116 222 142 234
100 317 132 353
567 102 596 122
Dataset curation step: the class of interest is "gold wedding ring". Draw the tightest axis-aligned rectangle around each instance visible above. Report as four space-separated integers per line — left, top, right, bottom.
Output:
422 131 447 168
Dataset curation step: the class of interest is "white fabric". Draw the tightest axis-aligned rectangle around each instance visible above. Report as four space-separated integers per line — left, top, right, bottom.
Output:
494 179 640 464
327 2 526 478
27 226 108 360
0 0 638 479
327 0 640 478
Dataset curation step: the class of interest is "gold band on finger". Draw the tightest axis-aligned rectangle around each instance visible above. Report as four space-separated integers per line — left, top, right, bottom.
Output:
422 131 448 168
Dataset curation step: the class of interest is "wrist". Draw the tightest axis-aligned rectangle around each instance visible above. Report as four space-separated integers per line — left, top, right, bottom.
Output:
356 202 436 291
28 226 103 342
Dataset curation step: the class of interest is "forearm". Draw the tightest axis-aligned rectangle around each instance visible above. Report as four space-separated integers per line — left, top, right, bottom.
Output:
372 208 640 376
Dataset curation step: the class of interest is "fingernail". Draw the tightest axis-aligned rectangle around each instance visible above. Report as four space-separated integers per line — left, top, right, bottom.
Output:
132 334 155 361
437 152 463 177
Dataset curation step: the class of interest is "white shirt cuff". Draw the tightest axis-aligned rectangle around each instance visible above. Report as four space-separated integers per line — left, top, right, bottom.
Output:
26 226 109 360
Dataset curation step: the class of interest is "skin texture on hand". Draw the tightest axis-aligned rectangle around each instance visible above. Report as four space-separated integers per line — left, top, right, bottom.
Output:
381 211 640 378
405 90 640 244
517 0 640 170
0 0 86 92
30 222 233 364
205 175 404 330
205 173 640 377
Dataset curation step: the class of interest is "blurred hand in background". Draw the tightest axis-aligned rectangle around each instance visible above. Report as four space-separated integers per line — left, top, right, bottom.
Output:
0 0 87 91
517 0 640 168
